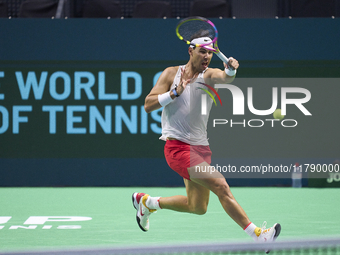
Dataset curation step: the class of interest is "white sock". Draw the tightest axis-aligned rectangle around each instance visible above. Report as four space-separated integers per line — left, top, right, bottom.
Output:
244 222 261 241
146 196 161 210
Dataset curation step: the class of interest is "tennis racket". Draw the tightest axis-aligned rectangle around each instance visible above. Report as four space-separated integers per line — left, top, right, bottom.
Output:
176 16 233 69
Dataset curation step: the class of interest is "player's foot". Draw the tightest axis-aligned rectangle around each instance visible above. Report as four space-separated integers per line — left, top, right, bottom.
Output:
257 221 281 254
132 192 156 232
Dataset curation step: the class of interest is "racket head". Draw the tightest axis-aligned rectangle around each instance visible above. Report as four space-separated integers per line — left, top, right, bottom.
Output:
176 16 219 52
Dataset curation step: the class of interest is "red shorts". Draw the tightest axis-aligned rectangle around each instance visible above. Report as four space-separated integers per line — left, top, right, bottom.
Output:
164 139 212 180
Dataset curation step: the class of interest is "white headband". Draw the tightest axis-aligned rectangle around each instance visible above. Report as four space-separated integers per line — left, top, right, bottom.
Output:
190 37 212 48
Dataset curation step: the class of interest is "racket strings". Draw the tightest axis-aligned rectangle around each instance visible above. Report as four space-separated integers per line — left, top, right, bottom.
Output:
177 20 216 44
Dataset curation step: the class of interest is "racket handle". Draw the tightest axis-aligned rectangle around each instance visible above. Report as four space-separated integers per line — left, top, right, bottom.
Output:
215 51 229 64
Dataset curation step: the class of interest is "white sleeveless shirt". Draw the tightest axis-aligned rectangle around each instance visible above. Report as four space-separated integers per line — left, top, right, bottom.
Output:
159 65 214 145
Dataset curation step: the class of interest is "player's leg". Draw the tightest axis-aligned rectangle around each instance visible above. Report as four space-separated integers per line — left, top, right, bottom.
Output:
132 179 210 232
132 139 212 231
134 161 249 228
152 139 210 214
159 178 210 215
188 161 281 247
188 161 250 228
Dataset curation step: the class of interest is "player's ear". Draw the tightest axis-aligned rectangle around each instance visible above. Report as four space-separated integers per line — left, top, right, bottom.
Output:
188 47 193 56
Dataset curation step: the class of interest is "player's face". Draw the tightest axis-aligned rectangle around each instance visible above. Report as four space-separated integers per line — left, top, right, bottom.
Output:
192 46 213 71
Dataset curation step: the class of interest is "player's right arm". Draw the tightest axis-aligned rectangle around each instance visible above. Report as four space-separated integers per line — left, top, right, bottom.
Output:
144 66 178 113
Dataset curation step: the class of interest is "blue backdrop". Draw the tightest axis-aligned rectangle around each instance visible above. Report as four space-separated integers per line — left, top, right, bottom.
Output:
0 18 339 187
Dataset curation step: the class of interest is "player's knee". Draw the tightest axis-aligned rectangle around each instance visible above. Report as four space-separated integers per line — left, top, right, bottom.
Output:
213 182 233 199
189 203 207 215
192 206 207 215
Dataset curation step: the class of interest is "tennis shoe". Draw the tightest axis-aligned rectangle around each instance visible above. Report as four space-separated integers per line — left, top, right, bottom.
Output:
132 192 156 232
257 221 281 253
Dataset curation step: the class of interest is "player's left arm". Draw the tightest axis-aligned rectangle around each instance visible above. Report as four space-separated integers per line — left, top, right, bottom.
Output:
207 57 239 85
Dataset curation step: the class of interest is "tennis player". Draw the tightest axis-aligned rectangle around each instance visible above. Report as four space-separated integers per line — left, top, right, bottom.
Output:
132 36 281 246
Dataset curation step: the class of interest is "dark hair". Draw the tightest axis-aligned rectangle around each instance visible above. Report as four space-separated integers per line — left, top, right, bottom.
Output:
189 30 213 41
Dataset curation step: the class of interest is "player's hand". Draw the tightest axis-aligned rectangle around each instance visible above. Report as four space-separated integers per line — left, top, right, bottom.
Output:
176 66 190 96
225 57 239 70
